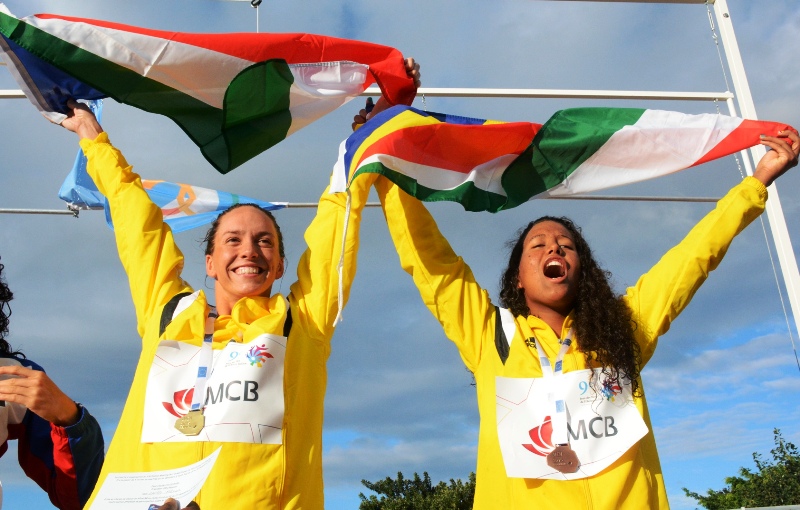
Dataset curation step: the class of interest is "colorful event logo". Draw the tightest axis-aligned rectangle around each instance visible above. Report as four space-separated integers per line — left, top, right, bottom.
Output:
162 388 194 418
600 378 623 402
522 415 554 456
246 344 274 367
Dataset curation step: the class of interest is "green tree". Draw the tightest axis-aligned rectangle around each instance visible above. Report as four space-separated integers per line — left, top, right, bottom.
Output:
683 429 800 509
358 471 476 510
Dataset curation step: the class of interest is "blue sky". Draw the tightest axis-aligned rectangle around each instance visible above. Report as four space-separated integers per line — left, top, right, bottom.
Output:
1 1 799 509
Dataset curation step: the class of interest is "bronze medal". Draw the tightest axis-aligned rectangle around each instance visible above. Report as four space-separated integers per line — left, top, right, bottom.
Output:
174 409 205 436
546 444 580 473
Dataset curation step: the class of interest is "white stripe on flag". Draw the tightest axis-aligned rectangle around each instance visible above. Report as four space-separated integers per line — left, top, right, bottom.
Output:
545 110 744 197
285 62 370 136
356 153 514 196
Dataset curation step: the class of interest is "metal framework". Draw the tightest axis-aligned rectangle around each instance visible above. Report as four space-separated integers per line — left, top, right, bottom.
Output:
2 0 799 337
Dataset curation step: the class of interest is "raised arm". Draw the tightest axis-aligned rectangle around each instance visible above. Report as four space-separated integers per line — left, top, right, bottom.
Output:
374 177 494 371
290 57 421 338
626 130 799 363
61 101 191 337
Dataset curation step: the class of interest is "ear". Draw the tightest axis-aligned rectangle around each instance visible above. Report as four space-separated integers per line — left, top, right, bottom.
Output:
205 254 217 280
275 258 285 280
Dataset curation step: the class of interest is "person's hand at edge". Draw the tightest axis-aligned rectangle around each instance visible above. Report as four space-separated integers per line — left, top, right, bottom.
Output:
0 365 80 427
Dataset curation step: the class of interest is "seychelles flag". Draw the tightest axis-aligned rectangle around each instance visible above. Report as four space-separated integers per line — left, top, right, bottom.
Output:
331 106 794 211
0 4 416 174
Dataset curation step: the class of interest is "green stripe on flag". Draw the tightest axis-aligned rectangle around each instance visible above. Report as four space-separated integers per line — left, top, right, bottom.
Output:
501 108 646 209
222 60 294 172
353 164 508 212
0 14 256 173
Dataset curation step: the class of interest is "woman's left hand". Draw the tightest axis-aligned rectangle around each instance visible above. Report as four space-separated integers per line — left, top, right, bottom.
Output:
0 364 80 427
753 129 800 186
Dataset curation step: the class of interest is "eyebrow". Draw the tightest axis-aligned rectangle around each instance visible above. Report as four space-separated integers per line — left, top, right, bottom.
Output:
528 233 574 242
221 230 275 237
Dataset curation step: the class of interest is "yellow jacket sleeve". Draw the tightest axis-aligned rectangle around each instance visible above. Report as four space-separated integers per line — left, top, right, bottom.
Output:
290 172 378 340
625 176 767 364
375 178 493 371
81 133 191 339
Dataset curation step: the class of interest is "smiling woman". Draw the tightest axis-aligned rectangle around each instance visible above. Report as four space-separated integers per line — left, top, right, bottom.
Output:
373 127 800 509
202 204 286 316
56 98 382 509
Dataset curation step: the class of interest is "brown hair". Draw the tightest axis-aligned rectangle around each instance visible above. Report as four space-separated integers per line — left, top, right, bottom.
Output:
498 216 641 396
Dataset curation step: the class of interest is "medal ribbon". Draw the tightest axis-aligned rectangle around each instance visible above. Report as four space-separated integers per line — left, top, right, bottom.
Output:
533 330 573 446
189 309 218 412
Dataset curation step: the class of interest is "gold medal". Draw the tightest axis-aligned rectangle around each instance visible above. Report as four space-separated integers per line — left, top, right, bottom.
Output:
546 444 580 473
174 409 205 436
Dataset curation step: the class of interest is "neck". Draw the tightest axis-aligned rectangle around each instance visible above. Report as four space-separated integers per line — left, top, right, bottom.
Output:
529 305 570 337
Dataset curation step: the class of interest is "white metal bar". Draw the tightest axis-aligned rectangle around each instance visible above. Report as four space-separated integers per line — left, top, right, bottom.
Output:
5 87 733 102
364 87 733 102
0 208 77 216
537 0 708 3
0 89 25 98
0 195 721 217
714 0 800 336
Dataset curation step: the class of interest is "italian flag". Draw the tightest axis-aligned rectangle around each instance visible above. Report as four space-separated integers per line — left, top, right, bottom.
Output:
331 106 794 211
0 4 416 173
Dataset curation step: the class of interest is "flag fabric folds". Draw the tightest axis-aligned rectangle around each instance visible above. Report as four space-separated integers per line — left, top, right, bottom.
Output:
331 106 793 212
59 99 105 210
0 4 416 174
124 180 287 233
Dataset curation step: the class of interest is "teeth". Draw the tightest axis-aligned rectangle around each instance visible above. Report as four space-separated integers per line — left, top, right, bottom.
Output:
235 267 261 275
544 259 566 278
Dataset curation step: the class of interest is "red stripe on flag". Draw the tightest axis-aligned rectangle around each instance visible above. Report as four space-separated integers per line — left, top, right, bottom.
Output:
693 119 793 167
356 122 540 174
32 14 416 105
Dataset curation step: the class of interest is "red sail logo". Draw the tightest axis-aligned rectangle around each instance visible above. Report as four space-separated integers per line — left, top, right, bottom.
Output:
162 388 194 418
522 415 555 456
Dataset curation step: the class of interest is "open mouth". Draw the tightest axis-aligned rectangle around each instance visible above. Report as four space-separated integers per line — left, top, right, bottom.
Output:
543 259 566 279
234 266 263 275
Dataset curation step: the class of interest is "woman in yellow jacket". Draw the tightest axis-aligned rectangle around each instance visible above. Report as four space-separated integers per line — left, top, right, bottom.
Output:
372 128 798 509
58 56 418 510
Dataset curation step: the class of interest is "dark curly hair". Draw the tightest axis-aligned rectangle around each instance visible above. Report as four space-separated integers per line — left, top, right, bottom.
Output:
498 216 641 396
203 204 285 259
0 257 25 358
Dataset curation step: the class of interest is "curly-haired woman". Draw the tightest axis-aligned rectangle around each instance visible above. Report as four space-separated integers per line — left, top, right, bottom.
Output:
372 128 798 509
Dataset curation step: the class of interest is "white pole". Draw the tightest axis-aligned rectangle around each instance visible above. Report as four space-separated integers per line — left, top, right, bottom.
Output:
714 0 800 336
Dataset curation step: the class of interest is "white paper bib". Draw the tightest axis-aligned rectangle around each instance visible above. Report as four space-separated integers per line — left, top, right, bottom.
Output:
496 368 647 479
142 333 286 444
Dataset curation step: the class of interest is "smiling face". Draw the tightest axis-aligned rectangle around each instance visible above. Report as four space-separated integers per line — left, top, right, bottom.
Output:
516 220 581 319
205 206 285 315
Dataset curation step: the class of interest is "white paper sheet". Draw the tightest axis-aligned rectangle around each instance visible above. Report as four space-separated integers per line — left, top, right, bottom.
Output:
88 447 221 509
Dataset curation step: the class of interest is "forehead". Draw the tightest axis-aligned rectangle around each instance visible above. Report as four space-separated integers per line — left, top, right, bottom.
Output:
215 206 277 235
525 220 575 242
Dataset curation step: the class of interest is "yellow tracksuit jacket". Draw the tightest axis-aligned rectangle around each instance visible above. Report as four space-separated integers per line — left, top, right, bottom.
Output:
376 176 767 509
82 133 372 509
